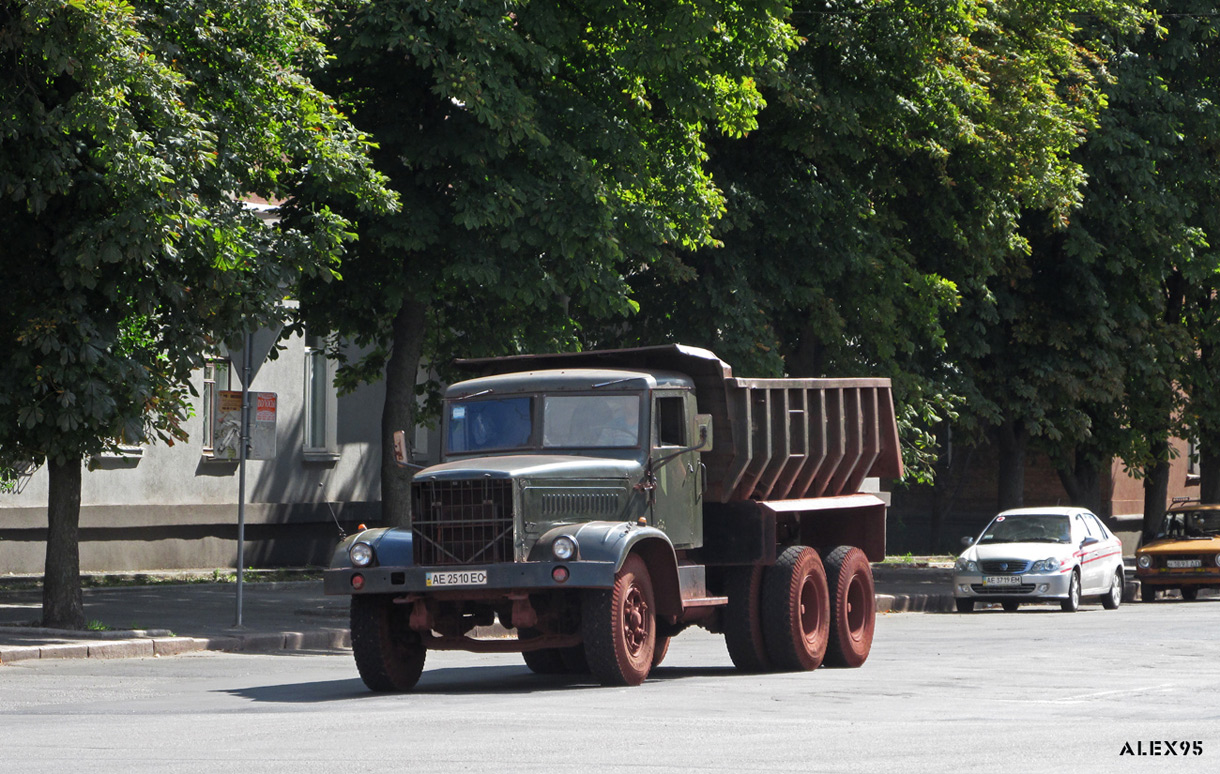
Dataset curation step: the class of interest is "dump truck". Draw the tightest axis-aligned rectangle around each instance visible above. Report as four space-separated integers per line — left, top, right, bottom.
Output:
324 344 904 689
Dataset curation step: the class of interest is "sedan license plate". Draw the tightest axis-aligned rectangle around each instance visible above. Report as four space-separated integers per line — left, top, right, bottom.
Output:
983 575 1022 587
426 570 488 587
1167 559 1201 569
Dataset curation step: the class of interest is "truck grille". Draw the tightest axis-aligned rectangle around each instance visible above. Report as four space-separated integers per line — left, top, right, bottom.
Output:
412 479 514 566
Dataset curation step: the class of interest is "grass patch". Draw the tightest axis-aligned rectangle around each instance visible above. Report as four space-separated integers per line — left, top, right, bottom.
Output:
2 568 324 592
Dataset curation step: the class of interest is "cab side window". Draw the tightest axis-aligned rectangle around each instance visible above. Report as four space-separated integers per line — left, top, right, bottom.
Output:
655 396 686 447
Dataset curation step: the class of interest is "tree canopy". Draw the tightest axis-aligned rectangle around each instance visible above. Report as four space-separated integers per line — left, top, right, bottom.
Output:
295 0 799 521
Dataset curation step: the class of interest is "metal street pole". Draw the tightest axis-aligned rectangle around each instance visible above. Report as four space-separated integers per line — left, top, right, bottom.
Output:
235 331 253 628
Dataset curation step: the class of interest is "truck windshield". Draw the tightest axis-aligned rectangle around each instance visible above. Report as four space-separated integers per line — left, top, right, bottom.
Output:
446 397 533 453
1158 510 1220 539
977 513 1071 544
543 394 640 448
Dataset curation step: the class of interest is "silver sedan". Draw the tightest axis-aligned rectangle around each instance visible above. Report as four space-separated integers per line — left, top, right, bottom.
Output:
953 507 1125 613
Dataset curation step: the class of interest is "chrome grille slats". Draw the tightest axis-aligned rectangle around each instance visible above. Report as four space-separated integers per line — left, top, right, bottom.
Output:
980 559 1032 574
412 479 514 566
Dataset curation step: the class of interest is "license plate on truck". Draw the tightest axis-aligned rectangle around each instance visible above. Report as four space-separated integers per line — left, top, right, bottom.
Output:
426 570 488 587
983 575 1021 586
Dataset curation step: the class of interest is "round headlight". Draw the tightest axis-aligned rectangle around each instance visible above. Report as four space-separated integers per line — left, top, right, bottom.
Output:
349 541 374 567
1137 554 1152 569
1214 554 1220 568
552 535 578 561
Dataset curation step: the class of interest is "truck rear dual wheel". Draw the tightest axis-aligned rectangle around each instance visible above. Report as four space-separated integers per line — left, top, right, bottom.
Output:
582 553 656 686
762 546 830 672
350 595 427 692
724 565 769 672
821 545 876 668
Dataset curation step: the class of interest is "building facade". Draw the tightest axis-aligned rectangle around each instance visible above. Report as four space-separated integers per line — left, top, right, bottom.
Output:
0 331 410 575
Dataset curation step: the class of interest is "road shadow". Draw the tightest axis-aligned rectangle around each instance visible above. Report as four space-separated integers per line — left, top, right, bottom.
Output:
220 662 742 703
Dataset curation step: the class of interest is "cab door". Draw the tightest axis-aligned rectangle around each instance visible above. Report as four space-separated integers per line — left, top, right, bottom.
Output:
649 391 702 549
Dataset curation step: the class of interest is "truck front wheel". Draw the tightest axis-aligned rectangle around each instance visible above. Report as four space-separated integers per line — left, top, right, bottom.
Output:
821 545 875 668
762 546 830 672
582 553 656 686
350 595 426 692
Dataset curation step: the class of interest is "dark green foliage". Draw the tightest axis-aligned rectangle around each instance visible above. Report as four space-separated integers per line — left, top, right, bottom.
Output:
0 0 392 626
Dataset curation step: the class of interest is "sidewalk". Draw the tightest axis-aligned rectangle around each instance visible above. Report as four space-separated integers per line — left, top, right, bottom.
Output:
0 564 956 665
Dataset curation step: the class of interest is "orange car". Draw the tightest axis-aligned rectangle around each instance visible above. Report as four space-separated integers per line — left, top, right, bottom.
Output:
1136 502 1220 601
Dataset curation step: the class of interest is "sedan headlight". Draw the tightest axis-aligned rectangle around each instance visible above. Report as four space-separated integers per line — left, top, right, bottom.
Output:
349 541 375 567
552 535 578 561
1137 554 1152 569
954 557 979 573
1032 557 1064 573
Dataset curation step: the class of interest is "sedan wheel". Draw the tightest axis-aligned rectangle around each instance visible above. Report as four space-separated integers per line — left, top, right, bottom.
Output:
1101 569 1123 610
955 598 974 613
1001 600 1020 612
1060 570 1081 612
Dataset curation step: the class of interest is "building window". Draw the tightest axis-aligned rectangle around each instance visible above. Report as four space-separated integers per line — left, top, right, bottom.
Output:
304 334 338 459
203 357 231 453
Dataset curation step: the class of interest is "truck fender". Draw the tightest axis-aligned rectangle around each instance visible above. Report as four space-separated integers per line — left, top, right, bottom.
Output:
530 522 682 621
329 527 414 569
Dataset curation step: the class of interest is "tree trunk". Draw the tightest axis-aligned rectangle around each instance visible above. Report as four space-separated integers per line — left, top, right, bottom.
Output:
43 456 85 630
1199 448 1220 505
1142 451 1170 545
1056 451 1102 516
995 420 1027 512
786 321 824 378
381 297 428 527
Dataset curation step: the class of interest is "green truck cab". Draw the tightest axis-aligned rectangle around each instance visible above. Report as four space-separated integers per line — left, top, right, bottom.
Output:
325 345 903 690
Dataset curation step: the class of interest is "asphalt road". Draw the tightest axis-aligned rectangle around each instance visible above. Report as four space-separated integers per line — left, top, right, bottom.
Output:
2 598 1217 774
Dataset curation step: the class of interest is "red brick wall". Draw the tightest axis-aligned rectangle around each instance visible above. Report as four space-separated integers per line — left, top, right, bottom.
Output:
887 438 1198 555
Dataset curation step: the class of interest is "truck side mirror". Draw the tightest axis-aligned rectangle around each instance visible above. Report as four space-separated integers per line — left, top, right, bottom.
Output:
694 414 713 452
393 429 410 465
392 430 427 471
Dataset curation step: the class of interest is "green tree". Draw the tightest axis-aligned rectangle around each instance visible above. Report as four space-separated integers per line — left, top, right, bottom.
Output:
587 0 1140 491
0 0 392 628
296 0 797 523
1061 2 1220 534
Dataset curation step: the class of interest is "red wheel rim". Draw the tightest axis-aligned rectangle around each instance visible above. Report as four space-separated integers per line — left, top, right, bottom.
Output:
844 573 867 639
622 584 650 657
799 575 823 646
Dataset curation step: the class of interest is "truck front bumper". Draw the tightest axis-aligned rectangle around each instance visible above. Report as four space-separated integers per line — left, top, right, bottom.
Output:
324 560 619 596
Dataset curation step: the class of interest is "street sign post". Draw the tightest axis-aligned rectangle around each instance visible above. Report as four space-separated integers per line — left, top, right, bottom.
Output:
223 324 282 629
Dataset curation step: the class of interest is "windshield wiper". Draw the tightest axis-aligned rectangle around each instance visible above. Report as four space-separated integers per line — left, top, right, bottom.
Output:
455 389 493 401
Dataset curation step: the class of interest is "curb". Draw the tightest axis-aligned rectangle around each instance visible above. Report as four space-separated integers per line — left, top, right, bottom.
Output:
0 627 351 665
876 593 956 614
